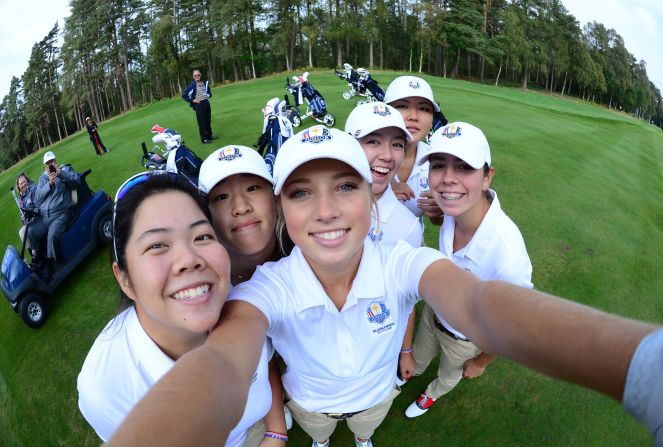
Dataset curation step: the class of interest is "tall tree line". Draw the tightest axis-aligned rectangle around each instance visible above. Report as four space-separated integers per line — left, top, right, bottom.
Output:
1 0 661 168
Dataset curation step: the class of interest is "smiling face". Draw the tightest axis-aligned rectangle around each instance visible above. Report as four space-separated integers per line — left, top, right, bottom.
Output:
389 96 434 144
358 127 407 197
114 191 230 354
279 159 371 275
428 153 494 221
17 175 28 194
207 174 277 261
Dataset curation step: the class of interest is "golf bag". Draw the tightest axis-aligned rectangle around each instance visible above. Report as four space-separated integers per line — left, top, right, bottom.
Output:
335 63 362 99
140 125 203 187
285 72 335 127
357 69 385 102
255 98 293 174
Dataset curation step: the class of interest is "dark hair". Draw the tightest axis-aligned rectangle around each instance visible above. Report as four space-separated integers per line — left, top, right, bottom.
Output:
113 174 210 312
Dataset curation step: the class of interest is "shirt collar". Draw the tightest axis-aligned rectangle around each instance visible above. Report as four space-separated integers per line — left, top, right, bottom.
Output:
443 189 500 264
126 307 174 382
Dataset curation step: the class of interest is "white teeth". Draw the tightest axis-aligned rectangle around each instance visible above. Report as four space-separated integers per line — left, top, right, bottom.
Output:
442 193 463 200
371 166 390 174
314 230 346 240
172 284 210 300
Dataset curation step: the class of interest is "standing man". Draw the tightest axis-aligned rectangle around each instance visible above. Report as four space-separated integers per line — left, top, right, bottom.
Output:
28 151 81 278
182 70 214 144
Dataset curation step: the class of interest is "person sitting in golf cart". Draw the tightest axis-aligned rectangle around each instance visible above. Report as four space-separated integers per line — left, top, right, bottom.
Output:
27 151 81 277
16 173 39 247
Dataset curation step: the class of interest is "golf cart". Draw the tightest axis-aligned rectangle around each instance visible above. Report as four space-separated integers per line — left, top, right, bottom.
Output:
1 167 113 328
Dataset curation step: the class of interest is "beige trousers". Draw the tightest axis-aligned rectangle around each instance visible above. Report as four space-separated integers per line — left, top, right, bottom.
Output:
285 387 400 442
413 303 482 399
242 419 266 447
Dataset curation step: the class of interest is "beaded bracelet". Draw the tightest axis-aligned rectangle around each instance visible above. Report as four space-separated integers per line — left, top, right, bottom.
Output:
264 431 288 442
400 346 413 354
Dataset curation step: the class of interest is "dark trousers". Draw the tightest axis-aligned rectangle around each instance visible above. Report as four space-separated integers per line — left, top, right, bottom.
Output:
27 208 75 262
194 100 213 141
90 132 108 156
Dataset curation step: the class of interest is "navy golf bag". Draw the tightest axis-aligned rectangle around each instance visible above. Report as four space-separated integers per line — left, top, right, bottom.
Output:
360 75 385 102
166 144 203 188
256 98 293 174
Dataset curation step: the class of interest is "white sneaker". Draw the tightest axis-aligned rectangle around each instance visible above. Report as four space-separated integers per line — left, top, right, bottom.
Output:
354 436 373 447
312 440 330 447
284 404 293 430
405 392 437 418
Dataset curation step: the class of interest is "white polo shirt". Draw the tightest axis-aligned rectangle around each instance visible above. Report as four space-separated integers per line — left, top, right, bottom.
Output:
368 185 423 247
435 190 533 339
229 240 445 413
395 141 430 218
77 306 273 446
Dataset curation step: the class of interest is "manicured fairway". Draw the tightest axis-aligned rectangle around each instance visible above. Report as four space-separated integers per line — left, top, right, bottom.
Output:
0 71 661 445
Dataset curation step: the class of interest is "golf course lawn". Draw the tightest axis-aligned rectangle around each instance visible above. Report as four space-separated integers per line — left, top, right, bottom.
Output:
0 71 661 445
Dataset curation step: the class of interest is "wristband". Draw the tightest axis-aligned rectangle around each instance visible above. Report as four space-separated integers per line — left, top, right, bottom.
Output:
264 431 288 442
400 346 413 354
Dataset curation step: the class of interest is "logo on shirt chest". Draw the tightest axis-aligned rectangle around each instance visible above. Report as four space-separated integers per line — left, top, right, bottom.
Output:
419 176 429 191
366 301 391 324
368 226 383 242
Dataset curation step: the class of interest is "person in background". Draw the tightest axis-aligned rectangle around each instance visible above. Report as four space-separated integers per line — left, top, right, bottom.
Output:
27 151 81 277
384 75 443 226
85 116 109 157
182 69 214 144
16 173 38 252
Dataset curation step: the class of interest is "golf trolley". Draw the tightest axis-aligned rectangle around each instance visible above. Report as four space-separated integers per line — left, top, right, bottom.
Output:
2 167 112 328
334 64 385 105
285 72 335 127
140 125 203 188
255 97 293 174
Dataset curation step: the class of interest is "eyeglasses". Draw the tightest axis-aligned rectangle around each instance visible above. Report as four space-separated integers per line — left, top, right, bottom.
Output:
112 171 172 261
193 74 201 78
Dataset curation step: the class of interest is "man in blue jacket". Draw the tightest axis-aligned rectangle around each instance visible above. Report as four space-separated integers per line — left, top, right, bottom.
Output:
182 70 214 144
28 151 81 277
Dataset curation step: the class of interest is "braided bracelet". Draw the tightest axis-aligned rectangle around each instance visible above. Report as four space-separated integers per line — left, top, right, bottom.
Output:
264 431 288 442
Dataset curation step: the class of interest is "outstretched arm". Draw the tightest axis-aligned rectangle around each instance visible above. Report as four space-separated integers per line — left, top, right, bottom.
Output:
419 260 658 401
107 300 268 446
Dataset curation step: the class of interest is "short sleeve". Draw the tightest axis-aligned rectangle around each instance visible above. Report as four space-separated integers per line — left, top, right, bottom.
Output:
229 271 283 330
385 241 446 304
494 256 533 289
623 328 663 442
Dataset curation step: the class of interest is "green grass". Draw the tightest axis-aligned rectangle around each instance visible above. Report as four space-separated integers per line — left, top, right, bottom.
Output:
1 70 662 445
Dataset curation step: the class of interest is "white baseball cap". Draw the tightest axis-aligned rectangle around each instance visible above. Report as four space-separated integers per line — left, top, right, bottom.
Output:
43 151 56 164
344 102 413 142
384 76 440 112
272 126 372 195
198 145 273 194
417 122 491 169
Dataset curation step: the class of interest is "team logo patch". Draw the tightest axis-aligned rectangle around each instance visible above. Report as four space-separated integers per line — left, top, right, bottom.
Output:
368 226 383 242
419 176 429 191
300 126 332 144
367 301 391 325
372 104 391 116
218 146 242 161
442 124 462 138
408 80 420 89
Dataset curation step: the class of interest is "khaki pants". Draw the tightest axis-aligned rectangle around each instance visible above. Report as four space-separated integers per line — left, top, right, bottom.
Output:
242 419 266 447
286 387 400 442
413 303 482 399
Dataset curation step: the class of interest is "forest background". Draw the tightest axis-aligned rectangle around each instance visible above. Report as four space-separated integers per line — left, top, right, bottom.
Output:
1 0 662 169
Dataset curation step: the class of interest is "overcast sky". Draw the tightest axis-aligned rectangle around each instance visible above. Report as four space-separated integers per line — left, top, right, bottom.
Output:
0 0 661 100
